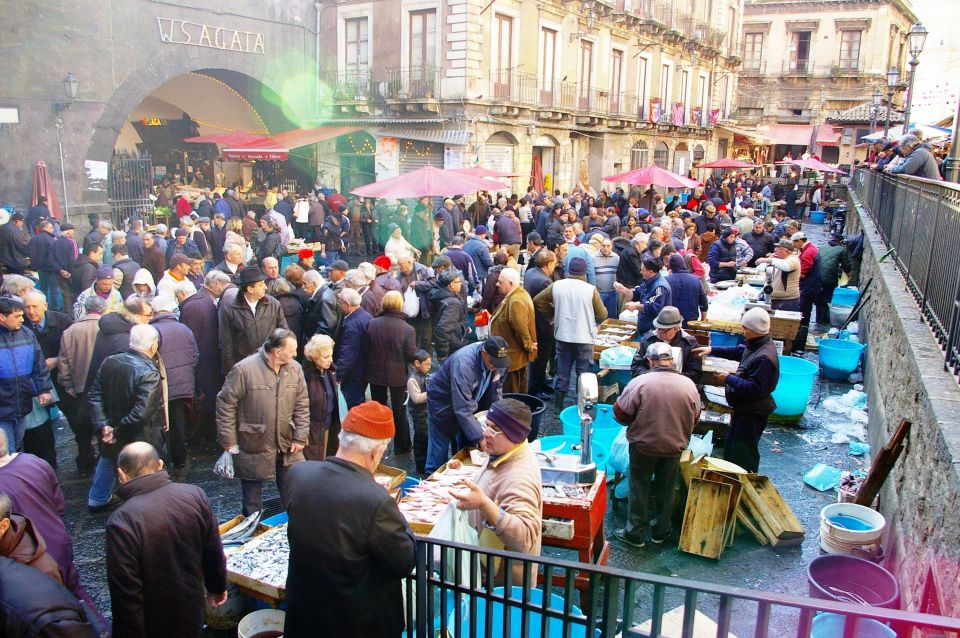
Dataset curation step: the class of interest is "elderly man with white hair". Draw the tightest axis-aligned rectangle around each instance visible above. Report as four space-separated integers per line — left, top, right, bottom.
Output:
87 323 166 512
335 288 373 408
302 269 341 339
887 133 942 180
490 268 536 394
356 262 385 316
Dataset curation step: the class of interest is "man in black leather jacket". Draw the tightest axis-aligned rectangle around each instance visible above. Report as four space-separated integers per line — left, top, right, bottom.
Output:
86 324 165 512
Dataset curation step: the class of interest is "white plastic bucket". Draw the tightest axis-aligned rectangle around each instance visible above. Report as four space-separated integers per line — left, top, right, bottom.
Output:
237 609 285 638
820 503 885 555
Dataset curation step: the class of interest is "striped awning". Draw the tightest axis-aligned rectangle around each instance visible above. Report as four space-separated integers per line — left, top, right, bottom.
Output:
376 127 471 146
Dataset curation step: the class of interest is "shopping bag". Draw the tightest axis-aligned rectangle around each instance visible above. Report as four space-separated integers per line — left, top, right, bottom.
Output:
428 502 479 588
402 285 420 318
213 451 235 480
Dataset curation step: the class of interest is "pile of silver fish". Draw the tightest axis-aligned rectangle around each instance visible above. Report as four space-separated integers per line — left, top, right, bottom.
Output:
226 524 289 589
220 510 262 548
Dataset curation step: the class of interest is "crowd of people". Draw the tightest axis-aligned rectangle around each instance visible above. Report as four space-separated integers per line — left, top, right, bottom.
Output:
0 165 866 636
860 127 948 181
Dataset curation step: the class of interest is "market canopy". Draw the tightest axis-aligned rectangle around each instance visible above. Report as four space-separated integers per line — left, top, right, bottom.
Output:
602 165 700 189
221 125 362 161
183 131 270 147
775 157 847 175
351 165 510 198
762 124 814 147
693 158 758 169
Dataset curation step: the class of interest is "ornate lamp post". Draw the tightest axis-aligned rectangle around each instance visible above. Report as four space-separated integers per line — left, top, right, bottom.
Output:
870 88 881 133
883 66 899 139
902 22 928 134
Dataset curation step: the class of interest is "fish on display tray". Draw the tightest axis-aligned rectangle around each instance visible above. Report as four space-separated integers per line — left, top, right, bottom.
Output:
226 524 289 589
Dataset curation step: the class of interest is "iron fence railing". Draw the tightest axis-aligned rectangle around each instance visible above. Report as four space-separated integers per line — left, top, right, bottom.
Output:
852 169 960 379
405 538 960 637
322 70 372 101
782 59 812 75
108 152 155 228
742 60 766 74
384 65 439 99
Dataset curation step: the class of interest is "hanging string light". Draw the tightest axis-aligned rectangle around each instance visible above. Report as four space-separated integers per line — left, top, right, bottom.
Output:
401 140 434 160
345 135 376 155
189 118 269 135
187 72 270 134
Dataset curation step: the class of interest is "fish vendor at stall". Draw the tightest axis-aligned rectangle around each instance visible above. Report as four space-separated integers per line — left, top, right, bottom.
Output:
451 398 543 583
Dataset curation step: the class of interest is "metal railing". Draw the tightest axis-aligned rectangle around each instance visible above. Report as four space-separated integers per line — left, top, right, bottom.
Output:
404 538 960 637
322 70 372 101
782 60 812 75
384 65 439 99
741 60 766 75
488 72 578 110
852 169 960 379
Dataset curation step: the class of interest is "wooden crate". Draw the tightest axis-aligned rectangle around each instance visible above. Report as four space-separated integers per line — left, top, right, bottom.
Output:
593 319 638 357
701 470 743 548
738 474 804 547
374 464 407 492
218 515 271 536
679 478 734 559
226 525 287 602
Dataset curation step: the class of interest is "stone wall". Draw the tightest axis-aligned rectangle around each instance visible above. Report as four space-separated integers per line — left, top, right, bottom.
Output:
847 195 960 618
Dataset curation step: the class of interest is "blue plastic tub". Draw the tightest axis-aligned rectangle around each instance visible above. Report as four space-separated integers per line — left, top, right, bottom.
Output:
710 331 742 347
810 613 895 638
452 586 592 638
261 512 288 527
831 287 861 307
772 355 819 417
537 434 609 470
560 404 621 460
810 211 826 224
818 338 865 380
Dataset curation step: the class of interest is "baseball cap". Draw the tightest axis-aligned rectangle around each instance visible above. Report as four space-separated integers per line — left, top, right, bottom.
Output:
482 336 511 368
645 342 674 360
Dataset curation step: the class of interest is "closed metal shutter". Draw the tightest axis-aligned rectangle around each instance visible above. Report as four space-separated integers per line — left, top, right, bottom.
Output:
398 139 444 174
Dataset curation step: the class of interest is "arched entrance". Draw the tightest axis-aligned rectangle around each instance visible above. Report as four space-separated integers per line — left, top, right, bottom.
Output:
482 132 518 179
532 135 559 194
630 141 649 169
672 142 690 176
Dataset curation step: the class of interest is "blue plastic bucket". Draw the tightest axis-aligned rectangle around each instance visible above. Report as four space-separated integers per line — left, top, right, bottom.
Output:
560 404 621 460
453 586 591 638
710 331 742 347
810 211 826 224
818 338 865 380
772 355 819 417
537 434 609 470
261 512 288 527
810 614 895 638
831 287 860 306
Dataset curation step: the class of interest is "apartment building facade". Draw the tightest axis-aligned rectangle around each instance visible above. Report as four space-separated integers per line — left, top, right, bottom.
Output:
317 0 744 194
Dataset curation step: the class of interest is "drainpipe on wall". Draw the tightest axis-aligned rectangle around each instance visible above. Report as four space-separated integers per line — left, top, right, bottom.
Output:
315 1 322 184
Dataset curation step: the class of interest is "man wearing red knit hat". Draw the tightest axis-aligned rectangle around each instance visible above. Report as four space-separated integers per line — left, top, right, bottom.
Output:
283 401 416 638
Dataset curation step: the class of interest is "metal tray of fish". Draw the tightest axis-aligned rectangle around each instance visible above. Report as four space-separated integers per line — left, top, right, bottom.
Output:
226 524 289 600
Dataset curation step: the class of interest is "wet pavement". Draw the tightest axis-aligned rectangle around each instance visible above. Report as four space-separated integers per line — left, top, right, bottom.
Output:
53 217 865 635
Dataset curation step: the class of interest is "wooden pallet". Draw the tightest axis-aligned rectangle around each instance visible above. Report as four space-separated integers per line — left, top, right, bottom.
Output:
679 478 734 560
738 474 804 548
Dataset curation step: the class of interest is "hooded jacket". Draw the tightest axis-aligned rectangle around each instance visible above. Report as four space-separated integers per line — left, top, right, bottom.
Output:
85 312 138 393
429 285 467 359
0 325 52 420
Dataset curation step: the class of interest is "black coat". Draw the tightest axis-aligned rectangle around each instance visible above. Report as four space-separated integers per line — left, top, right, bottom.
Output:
88 349 164 461
283 458 416 638
302 281 342 339
429 285 467 359
179 289 223 414
363 310 416 387
616 244 644 287
274 292 303 343
85 312 137 393
106 472 226 638
150 314 199 401
0 556 99 638
27 230 57 273
27 310 73 360
302 361 340 461
0 222 30 272
69 254 98 295
113 257 141 300
208 224 227 263
218 293 287 373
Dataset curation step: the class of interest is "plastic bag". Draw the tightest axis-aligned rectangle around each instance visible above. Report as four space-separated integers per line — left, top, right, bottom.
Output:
803 463 842 491
687 431 714 458
600 345 636 369
213 451 235 480
428 502 479 588
402 286 420 318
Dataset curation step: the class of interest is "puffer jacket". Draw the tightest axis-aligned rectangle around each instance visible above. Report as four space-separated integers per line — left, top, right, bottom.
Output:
0 326 52 420
429 285 467 359
216 350 309 481
69 254 99 296
0 556 99 638
363 310 416 387
218 293 288 373
150 313 199 401
88 349 165 461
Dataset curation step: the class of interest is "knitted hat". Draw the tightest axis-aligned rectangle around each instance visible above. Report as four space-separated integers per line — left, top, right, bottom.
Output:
568 257 588 276
342 401 395 439
667 253 687 272
373 255 392 271
741 307 770 335
298 248 314 260
175 228 190 237
95 265 114 280
475 225 488 235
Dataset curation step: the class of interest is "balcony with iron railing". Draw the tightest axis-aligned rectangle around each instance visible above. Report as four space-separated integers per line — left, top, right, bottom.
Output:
741 59 766 75
383 65 439 100
322 69 372 101
830 60 865 77
783 59 812 76
489 70 581 111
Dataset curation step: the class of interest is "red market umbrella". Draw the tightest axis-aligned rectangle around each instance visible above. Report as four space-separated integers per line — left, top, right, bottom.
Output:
450 166 519 179
694 158 759 169
351 165 509 198
602 165 700 189
776 157 847 174
529 155 544 193
183 131 271 147
31 160 62 220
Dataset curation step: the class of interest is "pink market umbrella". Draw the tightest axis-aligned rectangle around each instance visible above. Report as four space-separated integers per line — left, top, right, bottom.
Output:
694 158 759 169
602 165 700 189
451 166 519 179
31 161 62 220
351 165 510 198
776 157 847 174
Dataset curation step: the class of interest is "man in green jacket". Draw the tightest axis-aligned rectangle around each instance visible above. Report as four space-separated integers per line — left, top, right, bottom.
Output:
815 232 852 332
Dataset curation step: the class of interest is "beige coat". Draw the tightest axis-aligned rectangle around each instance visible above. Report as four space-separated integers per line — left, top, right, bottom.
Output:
57 314 102 396
490 286 537 372
468 442 543 583
216 349 310 481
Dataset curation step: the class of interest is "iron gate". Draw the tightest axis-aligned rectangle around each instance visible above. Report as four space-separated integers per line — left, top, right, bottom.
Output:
108 152 155 229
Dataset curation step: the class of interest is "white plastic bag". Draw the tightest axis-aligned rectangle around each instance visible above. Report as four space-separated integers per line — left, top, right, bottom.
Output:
213 451 235 480
686 431 714 458
402 286 420 318
428 502 479 588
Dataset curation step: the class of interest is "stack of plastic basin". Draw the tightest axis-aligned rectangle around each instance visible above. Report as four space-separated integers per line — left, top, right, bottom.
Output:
771 355 819 417
560 404 621 469
818 338 865 380
831 287 860 307
710 331 742 347
536 434 609 470
810 210 826 224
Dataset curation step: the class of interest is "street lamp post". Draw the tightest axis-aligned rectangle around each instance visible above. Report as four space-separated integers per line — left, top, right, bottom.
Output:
946 93 960 183
902 22 928 135
884 66 899 139
870 88 881 133
54 72 79 221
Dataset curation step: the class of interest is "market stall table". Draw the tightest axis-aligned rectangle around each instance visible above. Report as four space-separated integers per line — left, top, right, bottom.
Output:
541 473 610 595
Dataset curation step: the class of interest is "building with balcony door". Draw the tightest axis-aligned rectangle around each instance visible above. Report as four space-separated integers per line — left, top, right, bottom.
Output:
316 0 744 196
734 0 917 165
